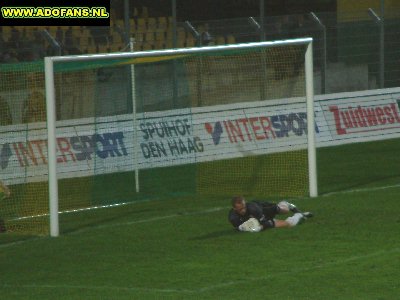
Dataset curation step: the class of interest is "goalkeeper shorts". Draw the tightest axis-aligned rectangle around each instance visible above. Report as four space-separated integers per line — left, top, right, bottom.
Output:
256 201 280 219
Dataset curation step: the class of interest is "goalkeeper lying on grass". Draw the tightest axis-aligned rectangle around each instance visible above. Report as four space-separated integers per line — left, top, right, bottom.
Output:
228 196 312 232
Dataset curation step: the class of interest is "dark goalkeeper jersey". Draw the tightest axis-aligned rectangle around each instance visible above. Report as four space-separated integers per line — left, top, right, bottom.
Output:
228 201 278 230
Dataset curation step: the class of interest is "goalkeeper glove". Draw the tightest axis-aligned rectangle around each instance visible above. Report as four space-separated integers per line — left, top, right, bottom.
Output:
238 218 263 232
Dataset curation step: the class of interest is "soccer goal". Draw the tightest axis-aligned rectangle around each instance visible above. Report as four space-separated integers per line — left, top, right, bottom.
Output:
0 38 316 237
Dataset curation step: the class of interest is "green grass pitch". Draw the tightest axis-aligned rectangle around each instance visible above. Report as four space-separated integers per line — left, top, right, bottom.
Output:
0 138 400 299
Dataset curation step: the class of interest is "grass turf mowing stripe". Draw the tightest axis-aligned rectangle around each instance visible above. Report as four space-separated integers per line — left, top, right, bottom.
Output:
2 247 399 295
196 247 400 292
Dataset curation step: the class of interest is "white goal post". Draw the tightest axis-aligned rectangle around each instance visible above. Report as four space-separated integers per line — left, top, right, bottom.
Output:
45 37 317 237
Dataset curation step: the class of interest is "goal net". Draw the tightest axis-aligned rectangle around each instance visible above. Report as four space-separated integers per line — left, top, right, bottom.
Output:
0 38 316 236
0 62 50 235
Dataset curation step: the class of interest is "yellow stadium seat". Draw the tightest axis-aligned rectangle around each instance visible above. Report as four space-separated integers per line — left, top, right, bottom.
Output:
177 39 185 48
110 44 123 52
86 44 97 54
165 39 173 49
137 18 146 32
140 6 149 19
215 35 226 45
155 29 166 41
112 34 124 45
177 27 186 41
134 32 145 43
129 18 136 30
115 19 124 28
133 7 139 17
186 36 195 47
157 17 168 30
166 29 173 41
141 42 153 51
147 18 157 31
154 40 165 50
226 34 236 44
97 44 110 54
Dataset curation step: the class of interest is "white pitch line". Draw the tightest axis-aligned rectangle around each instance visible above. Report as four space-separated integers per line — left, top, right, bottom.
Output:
10 183 400 222
0 283 193 294
0 207 226 248
68 206 226 235
322 183 400 197
1 247 399 295
0 238 43 249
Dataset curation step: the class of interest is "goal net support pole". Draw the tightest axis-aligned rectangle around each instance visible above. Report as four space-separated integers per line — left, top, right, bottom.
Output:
130 37 140 193
45 57 60 237
305 42 318 197
45 38 317 237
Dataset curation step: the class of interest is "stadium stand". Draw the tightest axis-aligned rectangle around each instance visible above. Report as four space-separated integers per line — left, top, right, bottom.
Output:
0 4 204 59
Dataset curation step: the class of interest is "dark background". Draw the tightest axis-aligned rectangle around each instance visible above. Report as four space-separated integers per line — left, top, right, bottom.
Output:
112 0 336 20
